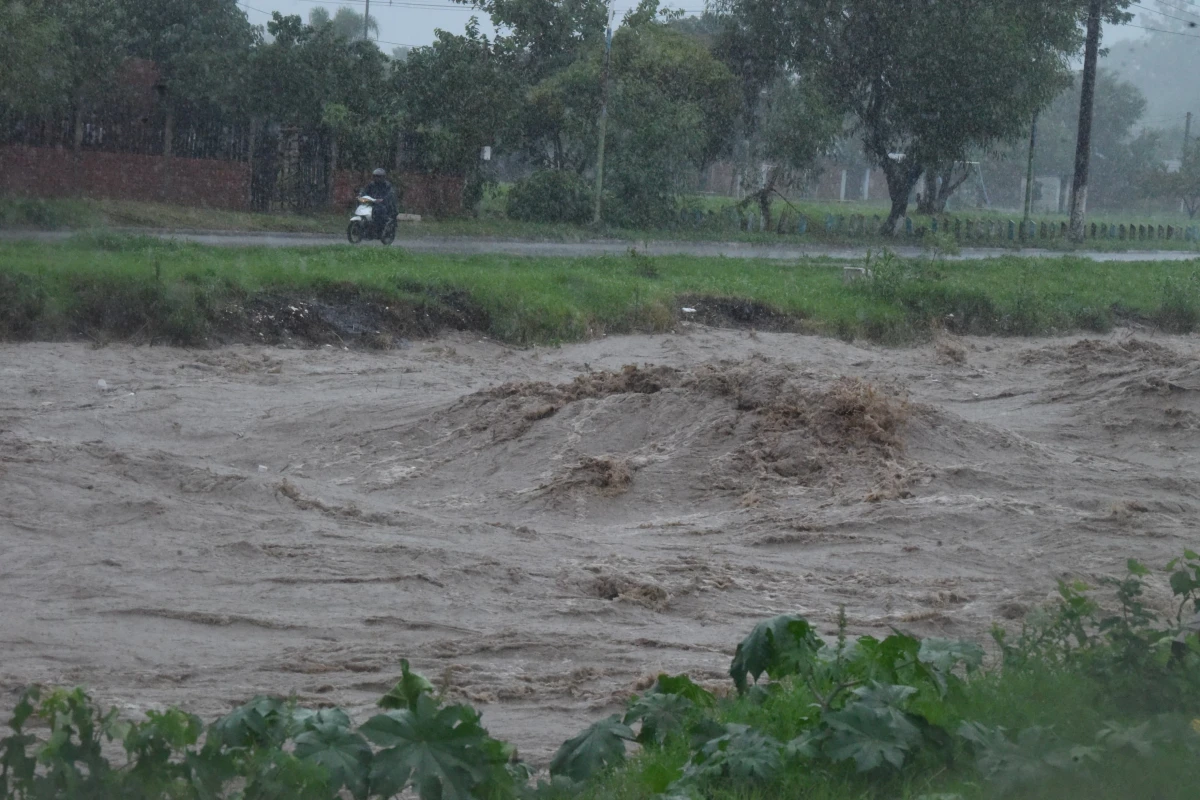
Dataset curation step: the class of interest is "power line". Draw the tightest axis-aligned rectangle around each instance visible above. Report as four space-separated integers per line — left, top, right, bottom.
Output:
293 0 481 10
1125 21 1200 37
1154 0 1200 19
1147 0 1200 19
1130 2 1200 26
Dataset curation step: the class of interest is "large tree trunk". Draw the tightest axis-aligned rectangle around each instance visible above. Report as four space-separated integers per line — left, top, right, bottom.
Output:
737 166 779 231
917 162 971 215
917 170 939 215
328 134 338 207
73 102 85 151
881 160 923 234
163 106 175 158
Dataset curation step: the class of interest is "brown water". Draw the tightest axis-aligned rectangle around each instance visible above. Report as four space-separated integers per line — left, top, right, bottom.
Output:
2 327 1196 760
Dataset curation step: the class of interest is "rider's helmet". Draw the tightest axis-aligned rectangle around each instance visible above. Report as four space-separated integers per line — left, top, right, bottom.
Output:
372 168 386 177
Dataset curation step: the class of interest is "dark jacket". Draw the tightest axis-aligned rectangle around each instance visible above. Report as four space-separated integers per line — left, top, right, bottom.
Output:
361 178 397 217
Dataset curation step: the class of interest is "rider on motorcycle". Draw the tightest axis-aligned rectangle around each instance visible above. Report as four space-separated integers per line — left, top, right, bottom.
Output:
359 168 398 236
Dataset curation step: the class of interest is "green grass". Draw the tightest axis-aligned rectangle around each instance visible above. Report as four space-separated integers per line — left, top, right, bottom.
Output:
2 236 1199 346
4 195 1198 252
0 196 343 234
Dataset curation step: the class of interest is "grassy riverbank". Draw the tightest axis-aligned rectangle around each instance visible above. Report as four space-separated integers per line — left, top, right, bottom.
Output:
1 235 1198 346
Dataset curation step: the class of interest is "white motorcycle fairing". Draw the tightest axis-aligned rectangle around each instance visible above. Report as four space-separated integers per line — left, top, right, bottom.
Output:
352 196 377 222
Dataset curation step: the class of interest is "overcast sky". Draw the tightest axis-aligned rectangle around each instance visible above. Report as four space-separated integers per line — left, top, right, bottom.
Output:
234 1 1156 52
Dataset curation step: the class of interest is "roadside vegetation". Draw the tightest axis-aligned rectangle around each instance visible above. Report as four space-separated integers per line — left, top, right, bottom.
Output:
2 237 1200 348
3 196 1198 255
3 551 1198 800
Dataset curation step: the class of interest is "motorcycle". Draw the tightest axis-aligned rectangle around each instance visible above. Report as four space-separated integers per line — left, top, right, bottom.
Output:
347 196 397 245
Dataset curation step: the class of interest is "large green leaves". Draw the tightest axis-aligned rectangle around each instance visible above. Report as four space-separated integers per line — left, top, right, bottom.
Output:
824 695 922 772
361 693 507 800
622 673 716 746
624 693 694 746
292 721 372 799
676 724 784 789
918 638 985 675
548 714 635 782
210 696 294 750
378 659 437 712
729 614 824 693
649 674 716 708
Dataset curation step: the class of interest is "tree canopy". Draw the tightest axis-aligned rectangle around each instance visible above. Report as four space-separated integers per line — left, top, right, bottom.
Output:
715 0 1087 230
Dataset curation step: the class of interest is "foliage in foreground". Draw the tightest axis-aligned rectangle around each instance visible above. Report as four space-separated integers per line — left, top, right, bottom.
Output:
3 552 1199 800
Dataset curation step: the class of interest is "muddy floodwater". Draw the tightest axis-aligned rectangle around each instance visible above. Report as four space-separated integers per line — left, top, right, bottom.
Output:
2 327 1197 760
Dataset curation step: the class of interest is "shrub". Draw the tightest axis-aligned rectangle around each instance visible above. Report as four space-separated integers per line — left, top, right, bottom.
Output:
506 170 592 224
0 272 48 339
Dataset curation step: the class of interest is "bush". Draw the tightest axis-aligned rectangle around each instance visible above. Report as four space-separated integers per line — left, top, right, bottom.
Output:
1153 275 1200 333
506 170 592 224
0 272 48 339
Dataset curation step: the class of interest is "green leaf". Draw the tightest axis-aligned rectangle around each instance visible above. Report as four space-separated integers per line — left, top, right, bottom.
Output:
729 615 823 693
624 693 693 745
1096 720 1156 757
361 694 504 800
957 722 1058 792
678 724 783 787
379 659 437 711
853 682 917 709
649 674 716 708
1184 549 1199 561
209 696 291 749
784 729 825 761
1170 570 1199 597
548 714 634 783
293 722 372 799
824 701 922 772
1127 558 1150 577
292 707 353 733
242 748 334 800
918 638 985 674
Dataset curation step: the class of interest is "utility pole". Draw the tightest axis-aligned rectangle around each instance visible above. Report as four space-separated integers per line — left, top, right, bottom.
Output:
1186 111 1193 155
1068 0 1103 243
363 0 370 40
1023 113 1038 236
592 21 613 225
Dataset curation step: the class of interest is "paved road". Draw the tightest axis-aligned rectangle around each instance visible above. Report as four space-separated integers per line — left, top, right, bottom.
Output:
4 228 1198 262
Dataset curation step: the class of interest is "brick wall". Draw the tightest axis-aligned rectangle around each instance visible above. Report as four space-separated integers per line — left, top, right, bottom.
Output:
0 145 251 210
333 169 466 217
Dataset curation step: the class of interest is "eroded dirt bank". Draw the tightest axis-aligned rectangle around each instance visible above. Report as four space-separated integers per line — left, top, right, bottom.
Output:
2 327 1197 760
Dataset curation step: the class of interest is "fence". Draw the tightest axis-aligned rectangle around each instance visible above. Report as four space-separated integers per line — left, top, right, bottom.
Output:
673 206 1200 243
2 101 465 216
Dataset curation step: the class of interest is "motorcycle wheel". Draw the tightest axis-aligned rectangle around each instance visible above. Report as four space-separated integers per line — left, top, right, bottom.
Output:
347 220 364 244
380 222 397 246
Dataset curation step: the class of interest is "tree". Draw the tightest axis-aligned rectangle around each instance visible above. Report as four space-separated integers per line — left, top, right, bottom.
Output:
120 0 258 152
712 11 840 227
602 5 740 226
989 69 1155 211
309 5 379 41
517 1 740 226
455 0 607 82
395 20 524 209
1147 142 1200 219
0 0 66 115
1105 8 1200 132
718 0 1083 233
45 0 131 148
